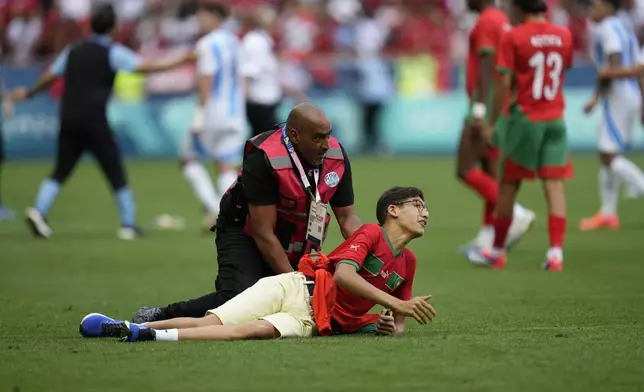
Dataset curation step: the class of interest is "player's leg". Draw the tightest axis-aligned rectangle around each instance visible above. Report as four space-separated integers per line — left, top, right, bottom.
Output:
209 124 244 197
26 124 83 238
580 102 622 229
131 223 272 322
178 128 221 231
456 119 498 250
466 110 543 268
538 119 573 271
0 122 14 221
580 101 644 229
607 104 644 195
86 124 139 239
483 116 536 250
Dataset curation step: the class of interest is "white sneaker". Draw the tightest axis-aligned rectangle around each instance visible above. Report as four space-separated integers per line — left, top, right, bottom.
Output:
459 226 494 254
506 209 536 249
117 227 141 240
25 207 53 238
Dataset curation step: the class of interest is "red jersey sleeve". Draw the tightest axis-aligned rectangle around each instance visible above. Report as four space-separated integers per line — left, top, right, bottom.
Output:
475 18 499 55
393 250 417 301
328 224 379 271
496 32 515 74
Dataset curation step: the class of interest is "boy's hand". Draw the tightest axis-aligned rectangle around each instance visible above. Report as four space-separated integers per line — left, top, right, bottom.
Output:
391 295 436 324
375 309 396 336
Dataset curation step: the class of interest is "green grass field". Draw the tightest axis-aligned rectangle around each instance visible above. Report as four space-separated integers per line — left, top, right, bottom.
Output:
1 156 643 392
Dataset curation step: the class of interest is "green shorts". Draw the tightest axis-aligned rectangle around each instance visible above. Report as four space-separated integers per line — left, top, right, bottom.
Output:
499 108 573 181
492 115 508 150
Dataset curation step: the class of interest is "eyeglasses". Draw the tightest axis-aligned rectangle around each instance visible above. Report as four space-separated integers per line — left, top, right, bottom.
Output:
397 200 428 213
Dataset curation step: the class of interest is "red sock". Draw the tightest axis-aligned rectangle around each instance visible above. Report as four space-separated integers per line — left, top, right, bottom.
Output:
548 214 566 248
493 216 512 250
483 201 496 226
464 169 499 204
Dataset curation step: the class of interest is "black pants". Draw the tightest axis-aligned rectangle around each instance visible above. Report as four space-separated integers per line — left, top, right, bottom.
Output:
362 102 383 152
164 223 274 318
246 102 279 137
51 120 127 190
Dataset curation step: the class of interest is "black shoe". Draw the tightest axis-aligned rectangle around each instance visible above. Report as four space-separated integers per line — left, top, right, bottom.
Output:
132 306 168 323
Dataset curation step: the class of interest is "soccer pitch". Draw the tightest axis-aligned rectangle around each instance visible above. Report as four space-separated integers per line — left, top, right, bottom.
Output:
1 156 643 392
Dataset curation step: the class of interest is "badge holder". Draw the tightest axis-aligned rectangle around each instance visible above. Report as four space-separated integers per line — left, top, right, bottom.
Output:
304 197 328 253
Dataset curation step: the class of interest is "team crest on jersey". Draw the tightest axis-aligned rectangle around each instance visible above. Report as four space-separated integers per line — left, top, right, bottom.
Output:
324 172 340 187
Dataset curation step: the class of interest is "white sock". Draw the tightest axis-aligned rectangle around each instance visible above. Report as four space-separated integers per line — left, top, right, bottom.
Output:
154 328 179 341
611 156 644 195
183 162 220 214
479 225 494 237
476 225 494 250
217 170 238 195
547 247 563 262
599 167 619 217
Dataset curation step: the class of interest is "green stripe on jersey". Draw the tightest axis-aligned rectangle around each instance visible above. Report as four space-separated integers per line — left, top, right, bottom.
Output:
337 260 360 272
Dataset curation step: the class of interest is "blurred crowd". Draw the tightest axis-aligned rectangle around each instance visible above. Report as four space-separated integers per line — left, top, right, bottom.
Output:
3 0 644 92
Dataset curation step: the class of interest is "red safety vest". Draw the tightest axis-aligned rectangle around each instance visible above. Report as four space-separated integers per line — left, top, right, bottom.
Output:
243 128 346 266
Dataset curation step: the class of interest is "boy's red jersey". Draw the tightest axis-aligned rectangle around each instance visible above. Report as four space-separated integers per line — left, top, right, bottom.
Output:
327 223 416 332
496 21 574 121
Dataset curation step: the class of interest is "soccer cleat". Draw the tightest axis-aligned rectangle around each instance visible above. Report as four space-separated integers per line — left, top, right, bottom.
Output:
465 247 507 269
132 306 168 324
579 213 620 231
117 226 143 240
543 256 564 271
506 209 537 250
0 205 15 221
459 228 494 254
25 207 53 238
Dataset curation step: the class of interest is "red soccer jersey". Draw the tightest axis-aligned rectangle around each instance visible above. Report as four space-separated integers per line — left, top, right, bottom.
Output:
466 7 510 99
496 21 573 122
327 223 417 331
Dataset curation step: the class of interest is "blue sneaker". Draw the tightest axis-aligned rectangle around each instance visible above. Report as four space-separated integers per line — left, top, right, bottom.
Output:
0 205 15 222
79 313 153 342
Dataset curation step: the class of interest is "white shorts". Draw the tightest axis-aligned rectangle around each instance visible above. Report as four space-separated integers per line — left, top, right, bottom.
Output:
598 98 640 154
179 117 246 164
206 272 316 339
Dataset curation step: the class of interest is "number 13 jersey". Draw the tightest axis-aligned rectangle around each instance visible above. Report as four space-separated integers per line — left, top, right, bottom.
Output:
496 21 574 122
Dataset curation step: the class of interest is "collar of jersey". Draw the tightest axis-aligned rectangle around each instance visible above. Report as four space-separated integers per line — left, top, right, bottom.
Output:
381 226 402 257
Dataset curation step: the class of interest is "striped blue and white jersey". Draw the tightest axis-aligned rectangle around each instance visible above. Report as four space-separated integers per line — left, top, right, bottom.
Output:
195 27 245 123
592 15 641 104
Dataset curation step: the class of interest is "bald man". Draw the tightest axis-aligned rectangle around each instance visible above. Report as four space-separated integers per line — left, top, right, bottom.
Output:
133 103 360 323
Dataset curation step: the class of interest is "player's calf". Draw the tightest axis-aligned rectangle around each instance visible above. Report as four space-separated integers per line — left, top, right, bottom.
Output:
543 179 566 271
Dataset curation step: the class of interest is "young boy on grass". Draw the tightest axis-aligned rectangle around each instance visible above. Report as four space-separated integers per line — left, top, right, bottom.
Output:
79 186 436 341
